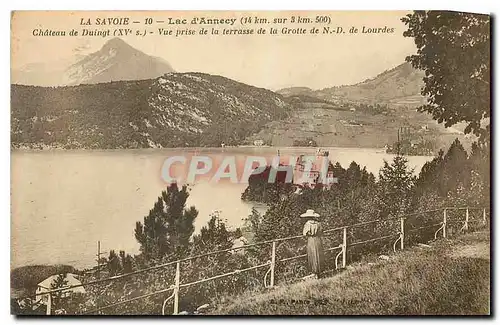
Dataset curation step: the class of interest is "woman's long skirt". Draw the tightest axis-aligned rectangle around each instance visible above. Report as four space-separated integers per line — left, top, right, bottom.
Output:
306 236 324 274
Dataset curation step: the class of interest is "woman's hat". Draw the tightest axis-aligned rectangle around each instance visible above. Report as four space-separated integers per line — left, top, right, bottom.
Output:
300 209 320 218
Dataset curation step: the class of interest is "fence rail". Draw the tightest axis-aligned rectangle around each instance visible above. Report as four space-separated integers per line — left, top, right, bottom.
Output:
21 206 490 315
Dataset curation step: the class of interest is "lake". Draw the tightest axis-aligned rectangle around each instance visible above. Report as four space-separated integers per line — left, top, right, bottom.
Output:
11 147 433 269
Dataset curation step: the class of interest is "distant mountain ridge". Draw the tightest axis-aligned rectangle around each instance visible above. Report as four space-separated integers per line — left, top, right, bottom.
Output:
277 87 313 97
12 38 175 86
278 62 426 106
11 73 290 149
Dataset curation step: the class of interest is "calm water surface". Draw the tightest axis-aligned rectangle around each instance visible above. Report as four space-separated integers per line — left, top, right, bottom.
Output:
11 147 433 269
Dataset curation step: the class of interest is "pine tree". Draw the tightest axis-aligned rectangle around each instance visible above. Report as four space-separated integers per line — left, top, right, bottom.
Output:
415 149 445 195
468 142 490 206
134 183 198 260
378 155 416 219
119 251 134 274
107 250 121 276
437 139 470 198
50 273 69 311
345 162 363 189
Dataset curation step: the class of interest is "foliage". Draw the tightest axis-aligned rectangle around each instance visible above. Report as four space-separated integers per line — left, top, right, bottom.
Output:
413 138 485 205
402 11 490 142
134 183 198 259
386 138 435 156
213 232 490 315
355 102 389 115
11 264 79 291
292 137 318 147
241 165 295 204
50 273 69 310
11 10 493 312
179 212 258 311
12 137 490 315
11 73 291 149
107 250 134 276
377 156 416 219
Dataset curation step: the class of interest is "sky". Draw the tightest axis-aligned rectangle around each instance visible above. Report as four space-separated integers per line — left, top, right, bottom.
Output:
11 11 417 90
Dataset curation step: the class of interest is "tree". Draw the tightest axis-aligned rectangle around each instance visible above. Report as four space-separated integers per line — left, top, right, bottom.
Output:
442 138 470 190
322 162 377 228
107 250 121 276
241 165 294 204
414 149 445 195
377 155 416 219
402 11 490 142
107 250 134 276
119 251 134 274
134 183 198 260
411 137 490 215
292 137 318 147
174 212 255 312
468 142 490 206
191 211 234 254
50 274 69 311
254 194 305 242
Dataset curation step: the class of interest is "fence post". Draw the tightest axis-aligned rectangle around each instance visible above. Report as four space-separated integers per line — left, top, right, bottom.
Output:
483 208 487 225
443 208 447 238
270 241 276 287
46 293 52 315
173 262 180 315
465 208 469 231
400 217 405 250
342 227 347 268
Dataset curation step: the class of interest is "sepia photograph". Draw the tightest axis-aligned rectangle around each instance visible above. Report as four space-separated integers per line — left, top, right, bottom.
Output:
9 9 491 316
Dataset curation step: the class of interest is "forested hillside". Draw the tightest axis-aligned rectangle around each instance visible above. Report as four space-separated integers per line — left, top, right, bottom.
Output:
11 73 291 149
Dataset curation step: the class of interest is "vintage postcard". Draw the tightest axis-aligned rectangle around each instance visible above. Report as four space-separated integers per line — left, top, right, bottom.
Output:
10 10 490 316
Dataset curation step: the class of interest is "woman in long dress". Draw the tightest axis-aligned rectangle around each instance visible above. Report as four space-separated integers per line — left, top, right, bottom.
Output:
301 209 325 278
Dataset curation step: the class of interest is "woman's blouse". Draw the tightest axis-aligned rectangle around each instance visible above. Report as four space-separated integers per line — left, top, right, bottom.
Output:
303 219 322 236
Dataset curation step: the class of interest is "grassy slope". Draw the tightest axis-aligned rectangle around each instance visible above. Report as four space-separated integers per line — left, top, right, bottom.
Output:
212 232 490 315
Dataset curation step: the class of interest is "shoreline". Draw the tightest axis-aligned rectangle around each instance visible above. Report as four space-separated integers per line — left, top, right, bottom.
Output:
11 144 387 151
11 146 435 159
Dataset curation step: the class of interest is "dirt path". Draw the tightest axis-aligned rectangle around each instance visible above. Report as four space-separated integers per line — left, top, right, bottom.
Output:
448 240 490 260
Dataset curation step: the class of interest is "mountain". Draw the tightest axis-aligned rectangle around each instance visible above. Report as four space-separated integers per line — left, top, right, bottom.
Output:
252 62 471 151
11 73 291 149
11 38 175 86
277 87 313 97
278 62 426 106
63 38 175 85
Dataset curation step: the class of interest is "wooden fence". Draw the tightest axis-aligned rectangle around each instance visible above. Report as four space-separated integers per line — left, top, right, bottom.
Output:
22 206 490 315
